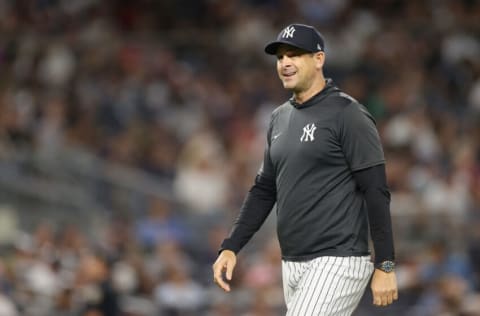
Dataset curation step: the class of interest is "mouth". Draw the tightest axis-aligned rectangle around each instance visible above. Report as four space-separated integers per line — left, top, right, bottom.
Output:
282 70 297 78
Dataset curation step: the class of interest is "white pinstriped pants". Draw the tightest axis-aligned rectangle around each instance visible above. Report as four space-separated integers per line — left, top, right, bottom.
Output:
282 256 373 316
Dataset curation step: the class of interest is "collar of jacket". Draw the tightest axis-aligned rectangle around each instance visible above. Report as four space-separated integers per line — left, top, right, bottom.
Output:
289 78 340 109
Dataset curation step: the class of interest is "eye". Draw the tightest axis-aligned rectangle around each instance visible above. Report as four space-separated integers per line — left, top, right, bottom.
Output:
289 51 304 57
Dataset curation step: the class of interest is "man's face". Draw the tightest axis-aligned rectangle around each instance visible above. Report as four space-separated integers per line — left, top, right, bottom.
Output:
276 45 318 92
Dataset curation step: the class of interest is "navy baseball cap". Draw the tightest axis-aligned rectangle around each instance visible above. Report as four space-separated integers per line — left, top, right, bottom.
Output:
264 23 325 55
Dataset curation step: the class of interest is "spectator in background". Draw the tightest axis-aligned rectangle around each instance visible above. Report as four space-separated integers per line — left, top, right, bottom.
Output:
154 264 206 315
174 126 230 215
76 254 120 316
135 197 189 250
0 292 18 316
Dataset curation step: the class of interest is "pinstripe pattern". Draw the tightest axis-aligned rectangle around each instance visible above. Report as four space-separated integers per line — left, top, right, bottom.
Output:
282 256 373 316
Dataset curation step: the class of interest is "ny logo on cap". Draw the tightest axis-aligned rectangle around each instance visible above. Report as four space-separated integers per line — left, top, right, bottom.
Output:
282 26 296 39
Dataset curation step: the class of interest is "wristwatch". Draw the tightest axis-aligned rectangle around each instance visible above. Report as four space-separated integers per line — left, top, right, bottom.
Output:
376 260 395 273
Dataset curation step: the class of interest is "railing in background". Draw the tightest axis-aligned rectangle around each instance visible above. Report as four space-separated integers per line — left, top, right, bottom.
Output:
0 145 173 233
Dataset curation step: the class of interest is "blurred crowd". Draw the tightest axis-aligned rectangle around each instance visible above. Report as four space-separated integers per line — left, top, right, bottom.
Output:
0 0 480 315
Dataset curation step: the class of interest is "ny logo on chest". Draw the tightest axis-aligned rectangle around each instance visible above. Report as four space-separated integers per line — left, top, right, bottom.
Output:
300 123 316 142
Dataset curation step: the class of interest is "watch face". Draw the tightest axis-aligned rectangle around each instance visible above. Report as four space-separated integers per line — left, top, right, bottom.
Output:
381 261 395 272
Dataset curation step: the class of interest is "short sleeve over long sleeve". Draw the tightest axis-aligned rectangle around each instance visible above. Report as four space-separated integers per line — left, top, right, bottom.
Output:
338 103 385 171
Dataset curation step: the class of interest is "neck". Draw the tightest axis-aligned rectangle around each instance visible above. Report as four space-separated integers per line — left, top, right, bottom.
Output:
294 76 326 104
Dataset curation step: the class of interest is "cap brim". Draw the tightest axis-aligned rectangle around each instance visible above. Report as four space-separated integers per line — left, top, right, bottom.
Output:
264 40 315 55
264 41 283 55
264 40 294 55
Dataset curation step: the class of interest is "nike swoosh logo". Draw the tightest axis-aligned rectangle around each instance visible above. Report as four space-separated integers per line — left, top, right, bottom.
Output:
273 133 282 140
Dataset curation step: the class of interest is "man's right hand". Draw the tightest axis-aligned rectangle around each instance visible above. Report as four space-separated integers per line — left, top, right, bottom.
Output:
212 250 237 292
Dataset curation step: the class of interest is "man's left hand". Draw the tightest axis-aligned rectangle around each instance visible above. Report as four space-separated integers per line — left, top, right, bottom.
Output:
371 269 398 306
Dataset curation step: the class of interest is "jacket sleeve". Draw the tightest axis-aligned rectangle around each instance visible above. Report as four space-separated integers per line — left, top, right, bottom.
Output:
352 164 395 264
219 172 276 254
219 119 277 254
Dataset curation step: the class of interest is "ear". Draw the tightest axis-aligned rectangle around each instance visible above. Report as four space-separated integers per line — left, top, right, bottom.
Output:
314 52 325 70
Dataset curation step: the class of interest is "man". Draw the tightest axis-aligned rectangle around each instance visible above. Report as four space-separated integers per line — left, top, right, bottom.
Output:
213 23 398 315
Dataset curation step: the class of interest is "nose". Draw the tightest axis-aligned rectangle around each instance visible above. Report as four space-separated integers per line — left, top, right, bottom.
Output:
279 55 293 67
